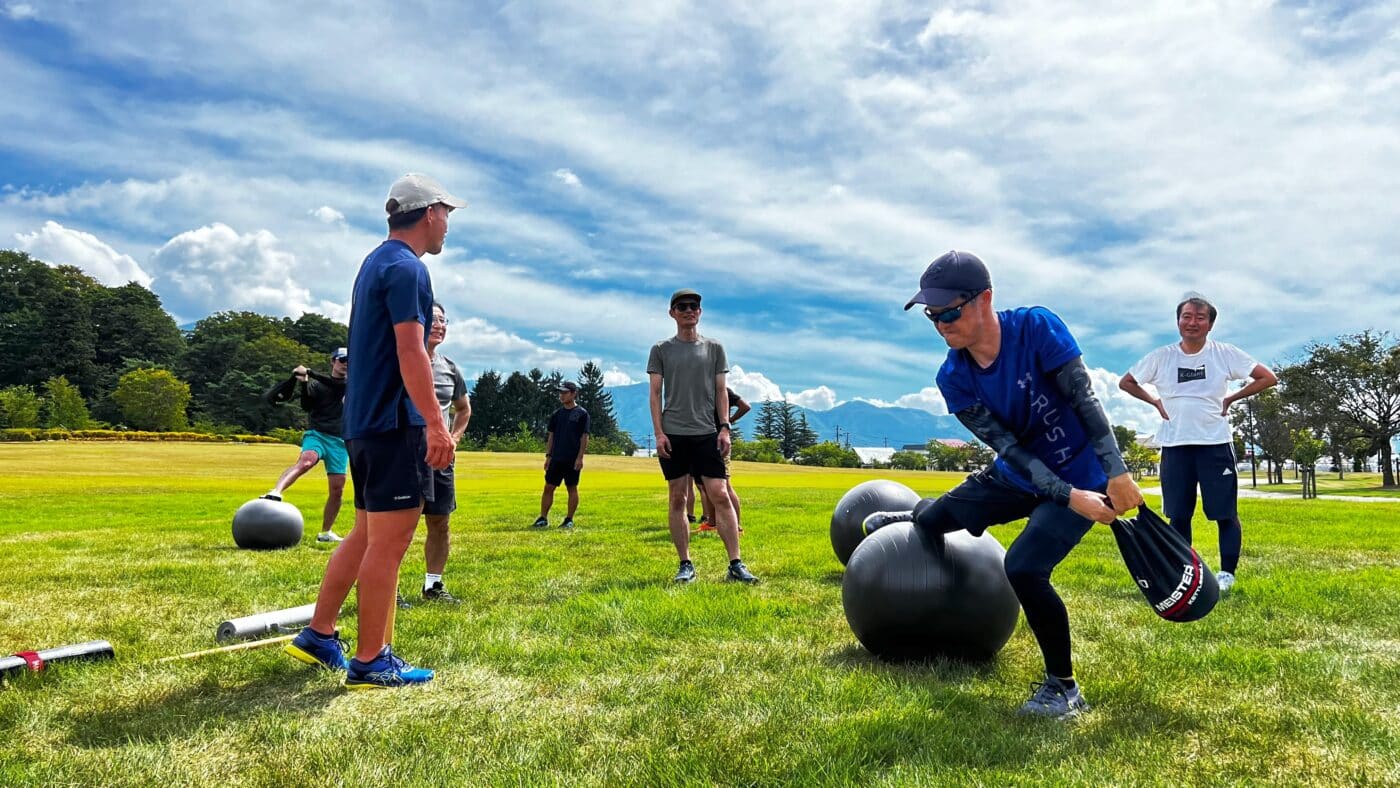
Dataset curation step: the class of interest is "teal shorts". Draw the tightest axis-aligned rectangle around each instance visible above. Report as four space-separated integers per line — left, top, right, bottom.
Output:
301 429 348 475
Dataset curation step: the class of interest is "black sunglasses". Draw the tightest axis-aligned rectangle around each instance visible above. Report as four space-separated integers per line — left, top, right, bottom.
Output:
923 290 984 325
673 301 701 312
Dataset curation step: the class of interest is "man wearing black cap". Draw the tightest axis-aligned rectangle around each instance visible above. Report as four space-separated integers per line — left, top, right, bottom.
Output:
533 380 590 529
647 289 758 584
863 250 1141 719
261 347 350 543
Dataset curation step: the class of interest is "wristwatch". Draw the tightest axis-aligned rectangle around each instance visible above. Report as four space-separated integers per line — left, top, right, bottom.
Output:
718 423 731 431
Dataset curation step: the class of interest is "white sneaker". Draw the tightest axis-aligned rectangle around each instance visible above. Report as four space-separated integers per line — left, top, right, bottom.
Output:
316 531 343 543
1216 571 1236 594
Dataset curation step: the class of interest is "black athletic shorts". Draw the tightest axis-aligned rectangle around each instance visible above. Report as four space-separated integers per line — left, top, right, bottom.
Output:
915 466 1094 579
658 432 726 481
1160 443 1238 521
422 463 457 516
347 426 432 513
544 461 581 488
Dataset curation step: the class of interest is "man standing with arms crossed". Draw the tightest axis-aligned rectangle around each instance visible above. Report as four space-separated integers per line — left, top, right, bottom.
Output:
648 289 758 584
863 251 1141 719
284 174 463 689
532 381 590 530
1119 293 1277 594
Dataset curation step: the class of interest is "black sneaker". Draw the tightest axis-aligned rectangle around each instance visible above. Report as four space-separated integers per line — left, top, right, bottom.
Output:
531 516 549 529
260 492 283 501
422 582 460 604
673 560 696 584
560 517 575 530
395 593 411 610
726 560 759 584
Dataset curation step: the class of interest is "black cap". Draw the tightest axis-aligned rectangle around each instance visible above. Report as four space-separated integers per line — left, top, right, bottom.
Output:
558 381 579 392
670 288 702 307
904 250 992 310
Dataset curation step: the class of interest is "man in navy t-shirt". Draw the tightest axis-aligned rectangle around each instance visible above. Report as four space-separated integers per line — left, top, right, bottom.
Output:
285 173 464 690
532 380 591 529
864 250 1143 720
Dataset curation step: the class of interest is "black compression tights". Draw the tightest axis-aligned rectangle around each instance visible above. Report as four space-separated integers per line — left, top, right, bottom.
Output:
914 498 1075 678
1170 516 1241 574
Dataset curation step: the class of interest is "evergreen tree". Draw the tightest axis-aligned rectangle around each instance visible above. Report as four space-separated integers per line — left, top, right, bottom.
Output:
577 361 622 440
0 251 98 394
282 312 348 356
468 371 506 444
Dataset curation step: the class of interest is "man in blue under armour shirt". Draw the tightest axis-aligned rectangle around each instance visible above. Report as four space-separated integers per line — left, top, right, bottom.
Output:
863 250 1143 719
285 173 463 689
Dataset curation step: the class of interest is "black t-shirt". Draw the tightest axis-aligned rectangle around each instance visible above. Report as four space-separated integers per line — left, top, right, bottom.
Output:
547 406 591 464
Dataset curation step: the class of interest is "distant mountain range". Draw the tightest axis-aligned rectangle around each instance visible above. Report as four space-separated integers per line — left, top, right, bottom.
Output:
606 383 970 449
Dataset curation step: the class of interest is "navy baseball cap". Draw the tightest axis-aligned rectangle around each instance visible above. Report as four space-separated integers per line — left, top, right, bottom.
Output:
558 381 579 392
331 347 349 361
904 250 992 310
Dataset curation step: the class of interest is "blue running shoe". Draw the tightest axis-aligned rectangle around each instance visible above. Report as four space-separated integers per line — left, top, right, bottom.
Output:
1017 674 1089 720
345 646 434 690
283 626 348 671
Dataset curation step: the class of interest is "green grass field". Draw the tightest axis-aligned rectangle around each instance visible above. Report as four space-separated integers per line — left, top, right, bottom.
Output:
2 444 1398 786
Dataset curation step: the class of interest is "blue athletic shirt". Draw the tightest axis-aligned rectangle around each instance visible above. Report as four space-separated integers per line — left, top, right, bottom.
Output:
343 239 434 439
936 306 1107 495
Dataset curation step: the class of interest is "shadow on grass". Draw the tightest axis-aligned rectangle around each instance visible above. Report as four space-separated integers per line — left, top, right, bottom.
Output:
63 670 337 748
824 643 1001 680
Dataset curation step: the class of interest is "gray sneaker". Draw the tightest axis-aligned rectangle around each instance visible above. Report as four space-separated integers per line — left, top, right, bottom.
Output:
1217 571 1236 594
560 517 575 530
861 510 914 536
1017 675 1089 720
531 516 549 529
726 560 759 584
673 561 696 584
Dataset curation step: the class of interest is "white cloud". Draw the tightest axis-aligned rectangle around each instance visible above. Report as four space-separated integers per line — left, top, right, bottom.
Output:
726 364 783 404
602 366 635 387
788 385 840 411
539 330 574 345
4 3 36 21
14 221 153 287
858 387 951 417
148 223 343 320
553 168 582 187
309 205 344 224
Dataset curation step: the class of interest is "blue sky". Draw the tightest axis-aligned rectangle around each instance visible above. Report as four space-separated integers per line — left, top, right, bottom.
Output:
3 1 1397 434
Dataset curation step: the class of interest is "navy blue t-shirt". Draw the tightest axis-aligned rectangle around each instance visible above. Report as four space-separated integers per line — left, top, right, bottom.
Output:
343 240 434 439
936 306 1107 495
547 406 591 464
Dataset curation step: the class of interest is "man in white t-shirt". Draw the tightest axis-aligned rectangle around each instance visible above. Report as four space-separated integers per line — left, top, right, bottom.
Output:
1119 293 1277 594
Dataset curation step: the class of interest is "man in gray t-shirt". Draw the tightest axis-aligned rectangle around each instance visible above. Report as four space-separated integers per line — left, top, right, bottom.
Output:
419 302 471 603
646 288 757 585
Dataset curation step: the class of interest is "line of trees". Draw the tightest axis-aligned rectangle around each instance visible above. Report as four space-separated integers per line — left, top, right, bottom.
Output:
1233 331 1400 488
465 361 632 454
1 250 634 452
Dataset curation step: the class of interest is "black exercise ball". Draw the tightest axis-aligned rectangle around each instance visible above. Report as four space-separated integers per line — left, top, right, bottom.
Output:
842 521 1020 662
232 498 304 550
830 479 922 565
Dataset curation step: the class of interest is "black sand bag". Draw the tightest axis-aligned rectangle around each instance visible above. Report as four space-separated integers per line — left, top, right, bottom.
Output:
1110 505 1219 622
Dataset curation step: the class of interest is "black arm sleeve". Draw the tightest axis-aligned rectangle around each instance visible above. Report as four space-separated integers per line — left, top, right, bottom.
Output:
1051 356 1129 480
262 375 297 405
955 404 1073 506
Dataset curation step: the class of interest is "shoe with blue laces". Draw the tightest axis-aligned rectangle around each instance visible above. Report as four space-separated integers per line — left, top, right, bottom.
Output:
345 646 435 690
283 626 349 671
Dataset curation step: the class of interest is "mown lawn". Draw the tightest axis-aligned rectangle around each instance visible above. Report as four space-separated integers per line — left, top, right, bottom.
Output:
1 443 1398 786
1259 471 1400 498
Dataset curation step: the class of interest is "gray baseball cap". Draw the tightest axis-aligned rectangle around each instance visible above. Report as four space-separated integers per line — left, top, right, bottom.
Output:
670 288 702 307
904 250 992 310
385 173 468 215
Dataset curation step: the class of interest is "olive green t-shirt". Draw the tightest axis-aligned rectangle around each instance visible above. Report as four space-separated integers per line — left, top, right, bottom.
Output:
646 335 728 436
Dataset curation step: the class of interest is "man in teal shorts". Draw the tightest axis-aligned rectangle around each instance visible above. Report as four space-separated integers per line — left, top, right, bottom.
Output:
262 347 350 542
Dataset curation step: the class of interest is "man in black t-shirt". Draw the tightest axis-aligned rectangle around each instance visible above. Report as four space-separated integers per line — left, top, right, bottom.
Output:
533 381 590 529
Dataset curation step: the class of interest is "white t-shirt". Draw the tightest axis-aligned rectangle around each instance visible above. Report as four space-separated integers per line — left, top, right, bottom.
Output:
1128 340 1258 447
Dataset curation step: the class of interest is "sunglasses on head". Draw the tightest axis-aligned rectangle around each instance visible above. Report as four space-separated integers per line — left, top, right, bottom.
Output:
923 290 984 325
673 301 700 312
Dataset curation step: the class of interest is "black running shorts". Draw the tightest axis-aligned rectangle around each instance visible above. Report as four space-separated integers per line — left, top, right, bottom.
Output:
347 427 433 512
658 432 727 482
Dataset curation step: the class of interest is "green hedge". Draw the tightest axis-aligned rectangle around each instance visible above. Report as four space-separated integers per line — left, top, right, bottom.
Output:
0 428 281 444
